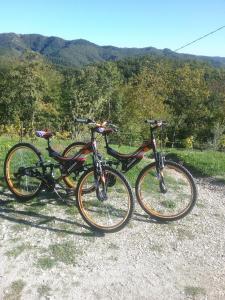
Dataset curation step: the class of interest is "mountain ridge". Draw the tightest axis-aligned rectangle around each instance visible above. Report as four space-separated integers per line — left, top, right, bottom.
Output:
0 32 225 68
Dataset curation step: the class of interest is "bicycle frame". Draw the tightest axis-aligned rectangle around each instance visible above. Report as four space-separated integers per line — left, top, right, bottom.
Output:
36 127 107 196
103 123 164 173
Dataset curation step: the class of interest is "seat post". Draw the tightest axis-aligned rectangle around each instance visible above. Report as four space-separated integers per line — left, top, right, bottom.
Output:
46 137 51 152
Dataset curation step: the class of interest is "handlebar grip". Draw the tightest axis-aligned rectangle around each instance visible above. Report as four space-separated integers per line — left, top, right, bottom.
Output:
75 118 94 124
145 120 167 126
145 119 157 124
108 123 119 130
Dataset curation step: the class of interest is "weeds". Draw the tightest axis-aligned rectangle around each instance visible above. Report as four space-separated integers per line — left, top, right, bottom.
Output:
3 279 26 300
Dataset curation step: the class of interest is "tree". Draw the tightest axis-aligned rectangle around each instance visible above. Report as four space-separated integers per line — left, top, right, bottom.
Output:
116 66 169 141
167 64 210 146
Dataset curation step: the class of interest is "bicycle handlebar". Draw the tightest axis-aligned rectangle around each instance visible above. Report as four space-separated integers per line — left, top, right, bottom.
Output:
75 117 118 131
75 118 95 124
145 119 167 127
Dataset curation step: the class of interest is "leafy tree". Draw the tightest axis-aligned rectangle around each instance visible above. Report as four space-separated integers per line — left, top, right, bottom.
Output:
166 64 210 146
116 66 169 141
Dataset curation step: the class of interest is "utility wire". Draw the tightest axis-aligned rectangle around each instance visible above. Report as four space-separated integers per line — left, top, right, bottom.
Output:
174 25 225 52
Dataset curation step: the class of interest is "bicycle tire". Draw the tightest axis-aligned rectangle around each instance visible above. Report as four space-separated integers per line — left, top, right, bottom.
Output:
76 166 134 232
4 143 44 200
135 160 197 221
62 142 89 189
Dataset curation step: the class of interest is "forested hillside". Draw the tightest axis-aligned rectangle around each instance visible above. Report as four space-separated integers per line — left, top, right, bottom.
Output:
0 51 224 149
1 33 225 68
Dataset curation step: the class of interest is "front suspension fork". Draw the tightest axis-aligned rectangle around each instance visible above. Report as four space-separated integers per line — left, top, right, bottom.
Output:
155 152 167 194
93 154 108 201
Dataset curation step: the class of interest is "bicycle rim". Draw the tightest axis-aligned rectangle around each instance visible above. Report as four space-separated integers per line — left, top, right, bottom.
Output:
77 167 133 232
5 145 43 198
136 161 197 221
62 142 90 189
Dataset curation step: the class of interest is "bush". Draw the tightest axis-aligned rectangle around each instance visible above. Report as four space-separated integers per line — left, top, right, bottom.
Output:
218 134 225 151
182 136 194 149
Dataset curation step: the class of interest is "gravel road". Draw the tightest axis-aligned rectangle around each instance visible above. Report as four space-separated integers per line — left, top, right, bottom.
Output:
0 177 224 300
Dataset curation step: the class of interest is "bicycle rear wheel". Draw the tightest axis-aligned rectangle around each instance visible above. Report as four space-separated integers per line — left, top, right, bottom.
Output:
76 166 134 232
135 161 197 221
4 143 44 200
62 142 89 189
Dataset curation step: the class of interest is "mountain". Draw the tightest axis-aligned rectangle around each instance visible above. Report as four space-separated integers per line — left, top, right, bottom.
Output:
0 32 225 68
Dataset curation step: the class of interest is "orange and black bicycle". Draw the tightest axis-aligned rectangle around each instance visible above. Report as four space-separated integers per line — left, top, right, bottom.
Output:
64 119 197 222
4 119 134 233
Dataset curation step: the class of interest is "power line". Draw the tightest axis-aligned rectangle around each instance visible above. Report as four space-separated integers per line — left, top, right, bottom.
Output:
174 25 225 52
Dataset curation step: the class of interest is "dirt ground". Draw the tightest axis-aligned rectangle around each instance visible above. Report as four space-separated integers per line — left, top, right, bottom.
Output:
0 177 224 300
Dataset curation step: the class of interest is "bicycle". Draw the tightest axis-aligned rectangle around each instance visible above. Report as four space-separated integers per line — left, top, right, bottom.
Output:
63 119 197 222
4 120 134 232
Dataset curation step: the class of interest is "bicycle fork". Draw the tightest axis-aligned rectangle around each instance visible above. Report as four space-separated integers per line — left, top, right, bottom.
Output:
93 156 108 201
155 152 167 194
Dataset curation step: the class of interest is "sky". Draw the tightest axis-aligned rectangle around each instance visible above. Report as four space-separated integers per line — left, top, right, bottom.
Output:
0 0 225 57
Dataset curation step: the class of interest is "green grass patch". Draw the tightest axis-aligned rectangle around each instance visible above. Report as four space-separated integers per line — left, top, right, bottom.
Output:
108 242 120 250
166 149 225 177
177 228 195 241
184 286 206 297
36 241 82 269
3 279 26 300
36 257 55 270
11 223 29 232
109 144 225 179
5 243 31 258
0 135 76 178
23 199 47 213
37 285 52 298
149 243 164 253
0 136 224 188
65 205 79 216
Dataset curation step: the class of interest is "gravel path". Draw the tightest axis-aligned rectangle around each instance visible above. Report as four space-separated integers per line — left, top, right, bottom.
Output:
0 177 224 300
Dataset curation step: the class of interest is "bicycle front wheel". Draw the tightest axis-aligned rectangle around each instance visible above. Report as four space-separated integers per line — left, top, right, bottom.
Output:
136 161 197 221
4 143 44 200
76 166 134 232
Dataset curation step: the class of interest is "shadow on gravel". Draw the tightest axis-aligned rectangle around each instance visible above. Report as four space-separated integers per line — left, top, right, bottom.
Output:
208 177 225 186
132 211 169 225
0 193 104 238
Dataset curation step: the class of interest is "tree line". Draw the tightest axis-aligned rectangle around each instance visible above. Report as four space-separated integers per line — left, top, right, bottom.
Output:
0 53 224 149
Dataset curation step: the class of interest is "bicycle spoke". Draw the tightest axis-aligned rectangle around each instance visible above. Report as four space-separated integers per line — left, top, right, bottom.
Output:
136 161 197 221
77 167 133 232
5 144 43 199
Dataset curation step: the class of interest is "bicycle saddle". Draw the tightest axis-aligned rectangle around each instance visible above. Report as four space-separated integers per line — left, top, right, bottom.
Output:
36 130 53 139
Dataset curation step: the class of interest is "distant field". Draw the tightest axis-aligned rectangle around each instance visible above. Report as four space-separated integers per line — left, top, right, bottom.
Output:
0 136 225 184
0 136 76 181
111 144 225 183
165 148 225 178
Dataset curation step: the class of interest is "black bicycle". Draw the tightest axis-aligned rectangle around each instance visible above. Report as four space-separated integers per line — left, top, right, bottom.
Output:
4 120 134 232
63 119 197 222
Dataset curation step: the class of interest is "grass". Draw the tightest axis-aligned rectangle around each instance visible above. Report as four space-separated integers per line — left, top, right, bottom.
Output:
184 286 206 297
166 148 225 177
37 285 52 298
3 279 26 300
108 242 120 250
5 243 31 258
65 205 79 216
149 243 164 253
36 257 55 270
109 144 225 179
0 135 76 178
11 223 29 233
36 241 82 269
176 228 195 241
23 199 47 213
0 135 224 186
